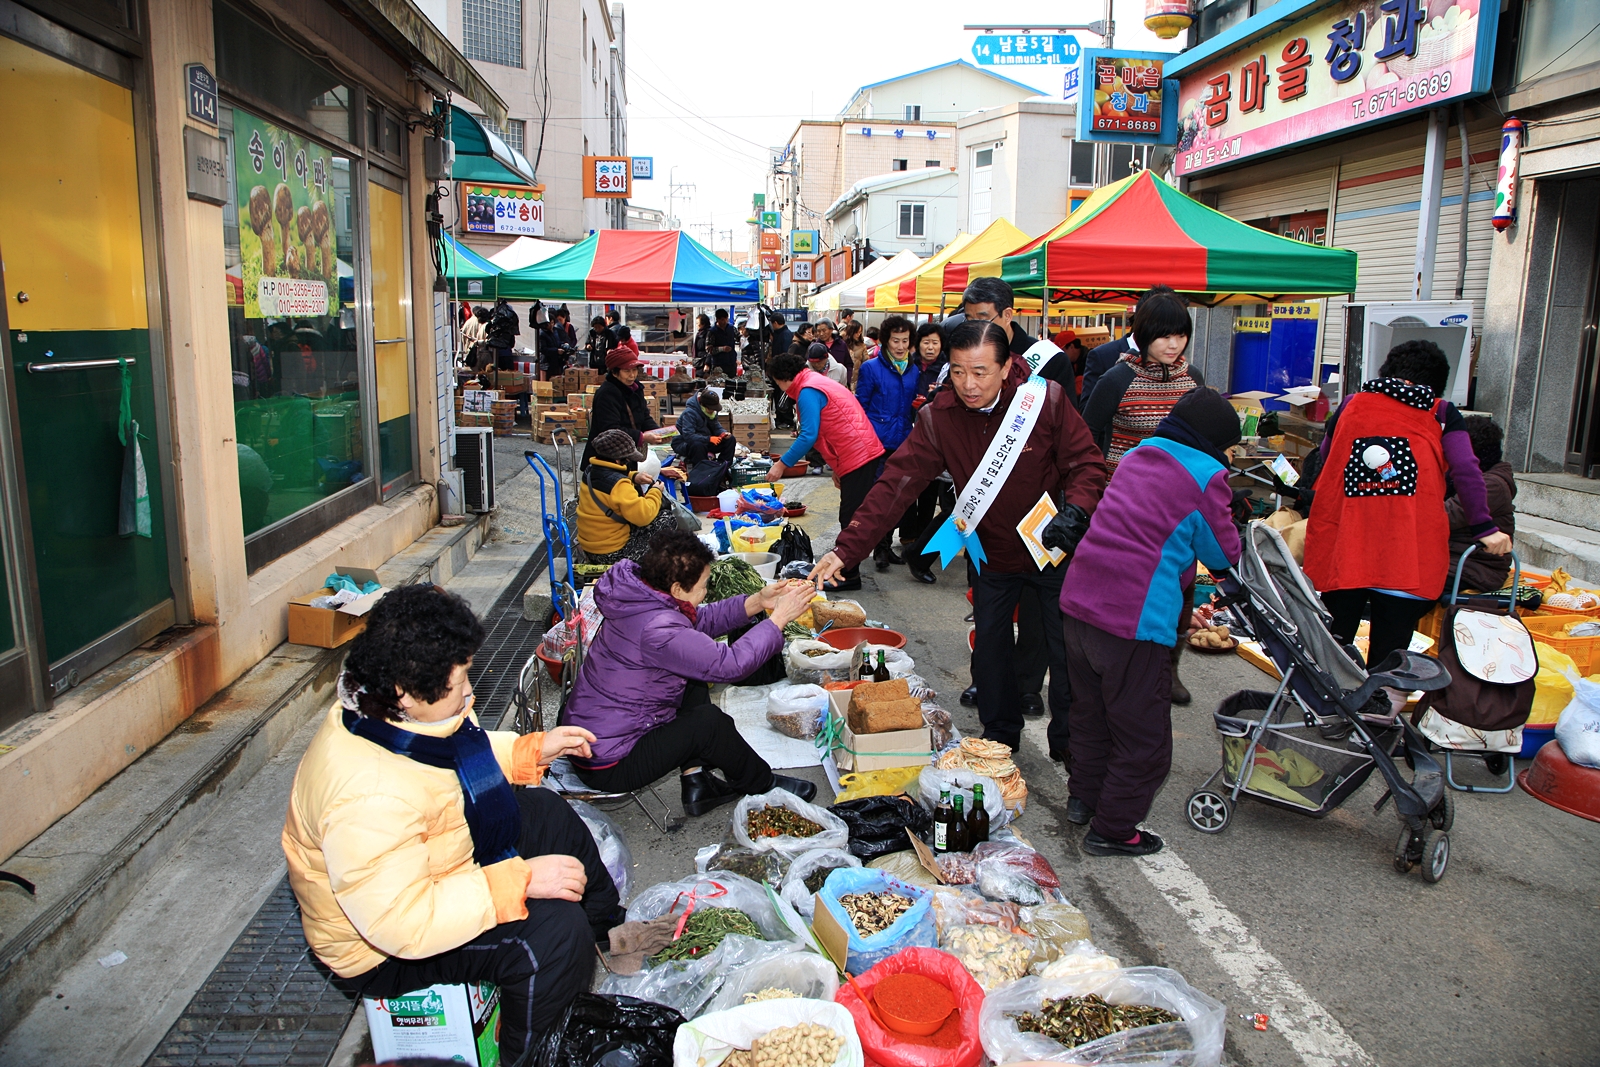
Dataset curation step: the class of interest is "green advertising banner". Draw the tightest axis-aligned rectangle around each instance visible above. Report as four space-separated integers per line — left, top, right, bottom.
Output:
233 109 338 319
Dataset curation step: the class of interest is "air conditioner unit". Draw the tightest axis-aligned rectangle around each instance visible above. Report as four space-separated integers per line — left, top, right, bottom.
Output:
454 427 495 513
1342 301 1474 406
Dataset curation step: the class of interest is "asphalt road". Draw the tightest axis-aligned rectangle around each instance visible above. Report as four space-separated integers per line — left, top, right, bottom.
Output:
564 469 1600 1067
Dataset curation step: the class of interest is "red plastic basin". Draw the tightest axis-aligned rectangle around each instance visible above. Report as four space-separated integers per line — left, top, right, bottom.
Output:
817 626 907 650
1519 740 1600 823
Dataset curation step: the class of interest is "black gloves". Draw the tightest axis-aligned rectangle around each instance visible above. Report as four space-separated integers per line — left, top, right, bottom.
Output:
1041 503 1091 556
1268 472 1315 515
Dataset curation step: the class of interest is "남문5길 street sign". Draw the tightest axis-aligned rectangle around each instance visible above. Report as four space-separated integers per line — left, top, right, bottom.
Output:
1172 0 1500 176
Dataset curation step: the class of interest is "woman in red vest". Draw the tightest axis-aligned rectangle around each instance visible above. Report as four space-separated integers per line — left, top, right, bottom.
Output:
767 348 884 590
1303 341 1512 678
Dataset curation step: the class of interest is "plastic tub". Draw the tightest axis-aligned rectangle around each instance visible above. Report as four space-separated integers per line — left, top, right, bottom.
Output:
733 551 779 578
817 627 908 650
1517 724 1557 759
688 495 719 513
718 489 739 512
1524 614 1600 675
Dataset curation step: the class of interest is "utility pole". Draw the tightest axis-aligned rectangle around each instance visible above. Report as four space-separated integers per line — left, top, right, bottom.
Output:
666 166 696 231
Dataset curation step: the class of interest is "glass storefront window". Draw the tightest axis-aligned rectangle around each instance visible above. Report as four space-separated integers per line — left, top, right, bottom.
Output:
215 0 351 144
221 105 364 537
369 179 415 489
1517 0 1600 87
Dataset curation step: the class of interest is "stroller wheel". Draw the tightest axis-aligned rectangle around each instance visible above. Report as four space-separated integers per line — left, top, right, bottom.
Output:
1394 826 1417 873
1186 790 1232 834
1483 753 1508 776
1429 790 1454 833
1421 830 1450 884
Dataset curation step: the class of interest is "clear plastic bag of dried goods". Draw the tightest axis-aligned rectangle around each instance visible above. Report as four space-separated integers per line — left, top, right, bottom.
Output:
972 840 1060 889
567 797 634 903
977 970 1226 1067
599 935 798 1020
766 684 830 740
941 922 1035 992
673 997 862 1067
975 858 1045 906
1019 902 1093 964
697 949 842 1015
733 788 850 855
626 872 808 944
780 847 862 921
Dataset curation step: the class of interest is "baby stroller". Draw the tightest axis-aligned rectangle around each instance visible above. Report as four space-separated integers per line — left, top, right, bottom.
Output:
1186 523 1458 883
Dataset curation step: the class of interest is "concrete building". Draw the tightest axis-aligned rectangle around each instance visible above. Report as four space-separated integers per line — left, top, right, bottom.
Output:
956 100 1090 239
419 0 630 248
826 167 959 260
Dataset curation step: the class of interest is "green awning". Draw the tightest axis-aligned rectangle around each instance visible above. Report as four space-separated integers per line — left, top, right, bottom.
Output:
440 232 503 299
450 106 536 185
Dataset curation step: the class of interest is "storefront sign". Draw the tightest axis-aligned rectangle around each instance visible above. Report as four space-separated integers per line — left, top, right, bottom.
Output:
1075 50 1179 144
760 211 780 229
759 252 780 271
460 182 545 236
1063 66 1081 101
583 156 631 198
1172 0 1499 176
1235 317 1272 333
232 109 336 319
760 231 782 250
848 127 950 139
184 126 228 205
791 258 815 282
186 63 218 126
791 230 818 255
971 33 1080 66
1271 302 1317 318
631 156 653 179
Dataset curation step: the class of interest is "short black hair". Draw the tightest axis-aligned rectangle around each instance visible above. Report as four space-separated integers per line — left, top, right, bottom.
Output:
343 584 485 721
696 387 722 411
962 275 1014 313
880 315 914 342
1139 284 1179 308
795 322 814 337
770 350 807 382
1463 414 1503 469
947 320 1009 364
715 308 729 320
914 321 946 355
1379 339 1451 397
768 310 785 326
591 315 607 328
636 529 714 594
1132 292 1193 354
866 326 880 341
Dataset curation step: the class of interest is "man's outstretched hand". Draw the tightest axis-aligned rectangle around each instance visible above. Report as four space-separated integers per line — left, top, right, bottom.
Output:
809 551 846 587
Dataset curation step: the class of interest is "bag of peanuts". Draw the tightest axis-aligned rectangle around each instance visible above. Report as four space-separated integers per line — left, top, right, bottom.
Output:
672 998 863 1067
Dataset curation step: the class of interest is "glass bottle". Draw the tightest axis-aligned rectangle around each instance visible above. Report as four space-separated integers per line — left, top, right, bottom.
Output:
934 788 952 852
968 782 990 845
873 649 891 682
949 793 969 852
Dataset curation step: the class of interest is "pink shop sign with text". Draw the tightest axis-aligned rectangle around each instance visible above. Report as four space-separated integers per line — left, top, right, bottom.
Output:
1173 0 1497 177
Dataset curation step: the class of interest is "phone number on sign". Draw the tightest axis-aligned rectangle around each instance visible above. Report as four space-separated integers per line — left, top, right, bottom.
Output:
1349 71 1454 120
1094 117 1161 133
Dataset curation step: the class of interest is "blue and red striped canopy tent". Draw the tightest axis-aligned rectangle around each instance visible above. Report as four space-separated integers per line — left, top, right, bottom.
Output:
496 229 759 303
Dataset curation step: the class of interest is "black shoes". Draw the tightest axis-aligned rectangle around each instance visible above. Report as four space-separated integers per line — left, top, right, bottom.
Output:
960 685 978 707
681 770 741 817
1066 797 1095 824
1083 829 1164 856
1020 693 1045 717
769 773 818 802
908 566 936 584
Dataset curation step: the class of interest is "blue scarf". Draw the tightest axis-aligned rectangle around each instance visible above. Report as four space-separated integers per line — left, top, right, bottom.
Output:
341 699 522 867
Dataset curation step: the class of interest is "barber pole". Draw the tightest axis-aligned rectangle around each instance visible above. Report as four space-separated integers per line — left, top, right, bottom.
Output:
1492 117 1524 232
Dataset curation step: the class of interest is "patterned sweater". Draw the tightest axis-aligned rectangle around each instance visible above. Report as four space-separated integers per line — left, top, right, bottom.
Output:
1082 354 1204 470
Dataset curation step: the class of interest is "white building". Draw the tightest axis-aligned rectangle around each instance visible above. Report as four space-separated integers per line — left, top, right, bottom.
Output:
825 168 959 260
419 0 629 246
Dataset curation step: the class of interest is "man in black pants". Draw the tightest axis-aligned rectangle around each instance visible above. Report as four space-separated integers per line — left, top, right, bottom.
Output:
707 308 740 378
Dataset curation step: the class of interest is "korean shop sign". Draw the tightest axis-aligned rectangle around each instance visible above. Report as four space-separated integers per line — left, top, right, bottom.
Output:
1074 50 1180 144
461 183 546 236
1172 0 1500 177
233 109 337 318
583 156 631 198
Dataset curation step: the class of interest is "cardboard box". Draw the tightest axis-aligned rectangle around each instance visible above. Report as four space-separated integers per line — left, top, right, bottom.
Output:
531 379 555 397
823 692 931 771
287 567 386 649
365 982 501 1066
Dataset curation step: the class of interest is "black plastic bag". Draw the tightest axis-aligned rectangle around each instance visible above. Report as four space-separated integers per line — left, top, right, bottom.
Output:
774 524 814 570
687 458 731 497
538 992 684 1067
831 795 933 860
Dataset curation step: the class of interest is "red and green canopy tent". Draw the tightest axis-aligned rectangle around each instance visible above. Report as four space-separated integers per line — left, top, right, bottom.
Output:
496 229 759 303
958 171 1358 306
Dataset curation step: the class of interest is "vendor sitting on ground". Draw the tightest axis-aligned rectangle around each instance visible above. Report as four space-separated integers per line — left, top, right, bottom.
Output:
672 387 736 468
577 428 686 566
1446 415 1517 593
561 530 820 815
282 584 621 1064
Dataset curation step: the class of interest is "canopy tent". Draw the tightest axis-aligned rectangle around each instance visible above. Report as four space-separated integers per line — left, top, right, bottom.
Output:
495 229 760 303
488 236 571 272
868 221 1033 312
449 105 537 185
439 232 506 300
805 250 922 313
961 171 1359 306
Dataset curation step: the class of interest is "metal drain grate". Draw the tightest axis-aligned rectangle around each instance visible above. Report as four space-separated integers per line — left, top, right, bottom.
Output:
143 879 355 1066
470 540 551 729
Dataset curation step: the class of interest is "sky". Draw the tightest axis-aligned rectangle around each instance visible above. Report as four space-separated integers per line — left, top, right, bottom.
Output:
618 0 1185 251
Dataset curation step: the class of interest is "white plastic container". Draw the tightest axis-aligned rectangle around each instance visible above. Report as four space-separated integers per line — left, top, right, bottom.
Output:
717 488 739 512
735 551 780 578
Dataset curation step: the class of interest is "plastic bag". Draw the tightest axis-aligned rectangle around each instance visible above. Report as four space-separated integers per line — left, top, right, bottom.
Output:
699 951 842 1015
775 524 815 570
942 922 1035 991
701 845 786 886
1531 642 1579 725
1557 670 1600 768
568 798 634 903
786 640 856 686
977 970 1227 1067
767 684 830 741
930 888 1025 938
976 860 1044 905
831 794 935 860
626 872 809 945
833 765 926 804
836 947 986 1067
936 852 977 885
599 934 797 1020
816 867 936 975
1033 940 1122 979
674 998 862 1067
538 992 683 1067
917 767 1010 828
780 847 863 920
732 788 850 856
972 841 1060 889
1020 903 1093 964
868 850 940 888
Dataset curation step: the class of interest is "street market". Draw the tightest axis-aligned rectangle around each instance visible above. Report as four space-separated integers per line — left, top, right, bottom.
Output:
2 2 1600 1067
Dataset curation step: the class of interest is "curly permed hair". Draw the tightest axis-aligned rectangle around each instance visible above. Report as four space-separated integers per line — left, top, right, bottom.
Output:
342 583 485 720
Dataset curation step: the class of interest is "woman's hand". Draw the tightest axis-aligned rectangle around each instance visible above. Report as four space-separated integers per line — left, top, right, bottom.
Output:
1478 531 1513 555
640 430 666 445
632 472 654 487
766 461 786 482
767 581 819 629
539 725 595 765
525 855 587 901
746 578 798 617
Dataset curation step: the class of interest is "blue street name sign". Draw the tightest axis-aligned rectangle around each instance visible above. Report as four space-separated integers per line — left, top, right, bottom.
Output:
971 34 1080 67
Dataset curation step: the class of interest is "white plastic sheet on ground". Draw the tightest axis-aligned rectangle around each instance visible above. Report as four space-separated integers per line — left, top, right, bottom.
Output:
978 969 1226 1067
673 999 863 1067
718 682 830 769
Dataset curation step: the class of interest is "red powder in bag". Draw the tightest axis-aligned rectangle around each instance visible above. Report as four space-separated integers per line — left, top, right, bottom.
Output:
874 974 954 1025
899 1009 964 1049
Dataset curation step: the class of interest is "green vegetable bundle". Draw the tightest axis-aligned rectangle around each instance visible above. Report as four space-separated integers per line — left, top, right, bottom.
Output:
649 906 763 961
707 556 767 603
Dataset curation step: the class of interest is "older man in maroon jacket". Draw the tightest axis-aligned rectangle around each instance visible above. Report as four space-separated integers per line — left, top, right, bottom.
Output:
812 321 1107 758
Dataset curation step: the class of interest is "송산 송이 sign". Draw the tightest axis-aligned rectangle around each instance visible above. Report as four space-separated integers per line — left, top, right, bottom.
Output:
461 183 545 236
1172 0 1499 176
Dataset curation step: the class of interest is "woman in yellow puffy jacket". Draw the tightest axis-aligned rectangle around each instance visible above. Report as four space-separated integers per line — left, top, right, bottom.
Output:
281 584 619 1063
577 428 685 564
